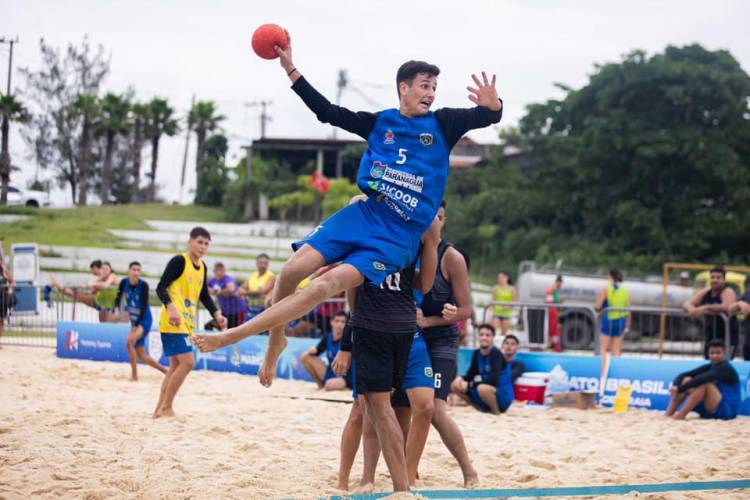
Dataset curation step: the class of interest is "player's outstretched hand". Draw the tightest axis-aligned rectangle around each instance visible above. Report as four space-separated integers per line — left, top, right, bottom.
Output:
332 351 351 376
275 29 294 73
467 72 501 111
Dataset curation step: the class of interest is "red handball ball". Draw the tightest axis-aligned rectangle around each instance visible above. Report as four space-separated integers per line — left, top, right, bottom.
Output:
252 23 288 60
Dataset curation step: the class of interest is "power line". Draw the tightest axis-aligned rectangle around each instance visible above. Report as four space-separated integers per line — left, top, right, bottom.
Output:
0 36 19 95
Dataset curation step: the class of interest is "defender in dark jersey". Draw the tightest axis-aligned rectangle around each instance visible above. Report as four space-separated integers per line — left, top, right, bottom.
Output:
333 211 441 492
419 201 478 487
194 34 503 397
665 339 741 420
115 261 166 381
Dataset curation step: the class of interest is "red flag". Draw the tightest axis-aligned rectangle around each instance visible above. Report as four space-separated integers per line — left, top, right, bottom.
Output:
309 171 330 195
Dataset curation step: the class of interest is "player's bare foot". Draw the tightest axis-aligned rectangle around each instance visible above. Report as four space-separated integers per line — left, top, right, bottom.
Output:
154 408 176 419
193 332 231 352
129 377 138 382
464 472 479 488
353 482 375 494
258 334 288 387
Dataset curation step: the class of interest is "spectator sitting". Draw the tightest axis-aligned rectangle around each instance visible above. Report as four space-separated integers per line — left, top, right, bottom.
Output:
683 265 738 359
208 262 246 328
50 259 119 322
728 280 750 360
501 334 525 384
299 311 351 390
665 339 741 420
450 323 512 415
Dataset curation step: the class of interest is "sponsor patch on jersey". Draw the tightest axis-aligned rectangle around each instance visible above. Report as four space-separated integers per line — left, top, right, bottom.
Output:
372 261 386 271
378 183 419 210
370 161 387 178
384 129 395 145
419 133 433 146
367 181 381 191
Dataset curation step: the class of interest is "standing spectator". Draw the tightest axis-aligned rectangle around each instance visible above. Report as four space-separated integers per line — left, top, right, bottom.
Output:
665 339 740 420
0 247 15 345
237 253 276 319
683 265 737 359
545 275 563 351
728 279 750 360
491 271 517 336
594 269 631 381
208 262 245 328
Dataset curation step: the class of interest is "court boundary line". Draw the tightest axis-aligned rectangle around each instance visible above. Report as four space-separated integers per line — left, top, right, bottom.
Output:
326 479 750 499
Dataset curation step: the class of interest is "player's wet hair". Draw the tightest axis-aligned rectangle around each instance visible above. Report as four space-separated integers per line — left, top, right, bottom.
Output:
396 60 440 95
477 323 496 336
128 261 141 269
190 226 211 241
504 334 520 345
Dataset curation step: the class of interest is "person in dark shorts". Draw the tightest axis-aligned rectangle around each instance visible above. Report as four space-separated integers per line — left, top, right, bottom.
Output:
115 261 166 381
332 211 441 492
417 200 478 487
300 310 351 390
665 339 741 420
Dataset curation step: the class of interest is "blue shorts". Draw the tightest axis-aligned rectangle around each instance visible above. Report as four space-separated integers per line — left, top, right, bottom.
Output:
133 319 152 347
695 399 738 421
389 334 435 407
601 316 627 337
160 333 193 357
292 199 421 284
469 385 513 413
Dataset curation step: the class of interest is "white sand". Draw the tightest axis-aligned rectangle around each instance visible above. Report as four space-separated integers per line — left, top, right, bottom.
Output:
0 346 748 499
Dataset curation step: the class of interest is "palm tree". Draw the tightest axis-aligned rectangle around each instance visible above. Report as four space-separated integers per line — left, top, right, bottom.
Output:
145 98 179 202
130 102 148 203
189 101 225 178
0 94 28 205
68 94 100 206
96 93 130 204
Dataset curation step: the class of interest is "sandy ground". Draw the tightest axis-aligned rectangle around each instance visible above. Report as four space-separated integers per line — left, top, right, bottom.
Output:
0 346 748 500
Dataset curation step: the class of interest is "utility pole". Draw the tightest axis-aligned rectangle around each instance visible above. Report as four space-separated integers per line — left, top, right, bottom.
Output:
179 94 196 204
333 69 347 138
0 36 19 95
245 100 273 138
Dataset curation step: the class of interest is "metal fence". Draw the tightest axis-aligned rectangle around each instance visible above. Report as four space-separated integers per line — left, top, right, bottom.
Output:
0 284 347 348
481 301 745 358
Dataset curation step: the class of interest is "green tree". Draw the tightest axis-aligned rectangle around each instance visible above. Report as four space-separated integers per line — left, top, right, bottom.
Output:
321 178 360 218
68 94 100 206
189 100 225 180
20 37 110 204
145 97 179 201
96 92 130 204
195 134 229 206
129 102 148 203
0 94 28 205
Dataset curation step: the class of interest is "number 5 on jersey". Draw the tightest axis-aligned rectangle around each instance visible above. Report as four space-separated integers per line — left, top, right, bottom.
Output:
396 148 408 165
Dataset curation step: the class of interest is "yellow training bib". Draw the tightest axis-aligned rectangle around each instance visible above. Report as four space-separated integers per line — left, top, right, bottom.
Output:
159 253 205 335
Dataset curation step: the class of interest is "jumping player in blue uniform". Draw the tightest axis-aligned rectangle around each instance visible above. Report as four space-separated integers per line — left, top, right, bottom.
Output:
665 339 741 420
332 205 441 492
194 32 503 394
114 261 166 381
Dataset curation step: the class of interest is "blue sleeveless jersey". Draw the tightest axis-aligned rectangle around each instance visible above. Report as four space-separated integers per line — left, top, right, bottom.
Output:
124 279 152 327
325 332 342 366
358 109 449 233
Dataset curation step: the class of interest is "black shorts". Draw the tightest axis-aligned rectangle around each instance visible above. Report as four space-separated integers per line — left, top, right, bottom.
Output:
424 333 459 400
352 327 413 395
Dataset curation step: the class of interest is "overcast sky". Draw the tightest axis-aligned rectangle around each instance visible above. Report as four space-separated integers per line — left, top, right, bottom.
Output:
3 0 749 206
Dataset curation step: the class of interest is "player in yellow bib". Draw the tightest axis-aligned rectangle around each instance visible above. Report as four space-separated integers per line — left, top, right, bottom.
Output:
153 226 226 418
491 271 517 336
237 253 276 318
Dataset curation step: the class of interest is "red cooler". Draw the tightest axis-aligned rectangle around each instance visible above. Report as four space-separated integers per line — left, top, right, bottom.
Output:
513 372 549 404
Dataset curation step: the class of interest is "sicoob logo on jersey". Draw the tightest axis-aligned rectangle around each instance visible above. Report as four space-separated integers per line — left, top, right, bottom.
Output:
384 130 395 145
419 133 433 146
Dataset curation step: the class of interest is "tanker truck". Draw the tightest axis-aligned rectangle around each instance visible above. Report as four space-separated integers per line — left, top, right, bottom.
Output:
515 261 696 350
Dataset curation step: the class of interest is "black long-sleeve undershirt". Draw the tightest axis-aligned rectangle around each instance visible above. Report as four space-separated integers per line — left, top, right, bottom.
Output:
511 360 525 383
291 76 503 150
673 360 739 393
156 255 217 317
114 278 150 327
462 347 506 389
